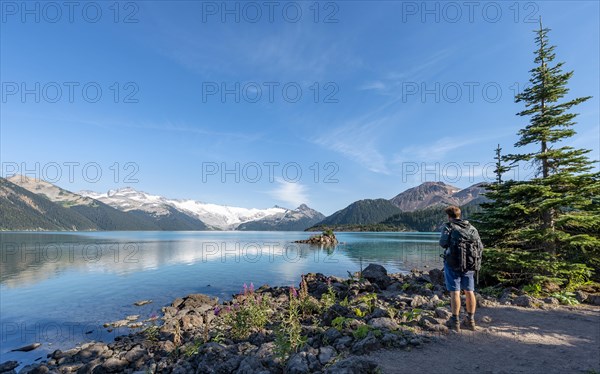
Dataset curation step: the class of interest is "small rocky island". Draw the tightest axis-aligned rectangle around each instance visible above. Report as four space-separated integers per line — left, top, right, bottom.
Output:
294 230 339 246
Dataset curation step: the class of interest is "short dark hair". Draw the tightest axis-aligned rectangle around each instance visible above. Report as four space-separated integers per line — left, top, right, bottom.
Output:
445 205 461 219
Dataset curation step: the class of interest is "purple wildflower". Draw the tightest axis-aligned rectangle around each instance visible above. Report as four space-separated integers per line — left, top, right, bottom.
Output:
243 283 248 296
250 282 255 293
290 286 298 298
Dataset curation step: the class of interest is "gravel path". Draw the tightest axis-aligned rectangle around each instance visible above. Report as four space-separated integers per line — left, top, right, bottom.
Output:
366 304 600 374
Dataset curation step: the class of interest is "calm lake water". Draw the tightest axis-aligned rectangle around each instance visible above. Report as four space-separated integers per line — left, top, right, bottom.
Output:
0 231 442 364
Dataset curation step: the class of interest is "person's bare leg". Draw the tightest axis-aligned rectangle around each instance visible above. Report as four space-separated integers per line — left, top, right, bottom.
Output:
446 291 462 331
450 291 461 316
464 291 476 315
463 290 477 330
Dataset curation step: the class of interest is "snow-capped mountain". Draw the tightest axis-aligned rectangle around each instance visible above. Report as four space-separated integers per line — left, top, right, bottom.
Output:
236 204 326 231
80 187 174 216
9 175 95 207
80 187 322 231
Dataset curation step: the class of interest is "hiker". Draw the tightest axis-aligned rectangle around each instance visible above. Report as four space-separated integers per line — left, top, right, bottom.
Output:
439 205 484 332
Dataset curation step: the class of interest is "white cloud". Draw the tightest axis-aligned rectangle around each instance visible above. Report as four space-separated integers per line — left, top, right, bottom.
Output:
313 120 391 175
269 179 309 208
393 135 492 163
359 81 387 91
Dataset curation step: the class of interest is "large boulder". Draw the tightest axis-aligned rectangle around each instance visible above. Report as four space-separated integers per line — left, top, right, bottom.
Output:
587 294 600 306
324 357 379 374
0 361 19 373
428 268 445 286
361 264 391 289
513 295 538 308
368 317 399 331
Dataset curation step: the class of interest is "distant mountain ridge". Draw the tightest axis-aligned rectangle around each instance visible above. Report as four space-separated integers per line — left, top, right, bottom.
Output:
390 181 487 211
236 204 325 231
7 176 162 230
1 177 488 232
317 199 402 226
81 187 319 231
1 176 324 231
309 182 488 232
0 178 97 231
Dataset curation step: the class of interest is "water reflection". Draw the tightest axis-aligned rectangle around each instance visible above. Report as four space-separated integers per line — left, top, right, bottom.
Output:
0 231 443 365
1 232 443 288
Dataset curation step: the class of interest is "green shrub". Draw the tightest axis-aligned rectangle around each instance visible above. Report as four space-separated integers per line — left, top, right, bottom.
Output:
480 248 593 290
222 283 272 340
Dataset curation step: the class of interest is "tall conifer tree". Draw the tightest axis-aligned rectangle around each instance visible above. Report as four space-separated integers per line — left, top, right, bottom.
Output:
501 20 599 257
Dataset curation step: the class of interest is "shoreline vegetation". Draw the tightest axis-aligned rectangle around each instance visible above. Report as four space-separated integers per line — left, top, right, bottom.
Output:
3 264 599 374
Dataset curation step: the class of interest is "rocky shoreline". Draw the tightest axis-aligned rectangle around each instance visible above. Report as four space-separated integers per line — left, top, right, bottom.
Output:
2 264 599 374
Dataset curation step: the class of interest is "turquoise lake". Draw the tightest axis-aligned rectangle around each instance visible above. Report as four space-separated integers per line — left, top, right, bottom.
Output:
0 231 443 363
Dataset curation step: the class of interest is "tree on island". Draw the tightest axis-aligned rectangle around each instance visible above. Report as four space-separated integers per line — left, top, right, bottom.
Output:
478 20 600 290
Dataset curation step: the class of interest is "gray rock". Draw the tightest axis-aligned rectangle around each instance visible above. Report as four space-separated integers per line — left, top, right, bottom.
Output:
0 361 19 373
324 357 378 374
100 358 128 373
351 333 381 354
11 343 41 352
318 346 336 365
513 295 538 307
181 314 203 330
368 317 399 331
381 333 400 346
362 264 391 288
124 345 146 363
419 315 440 325
434 307 452 319
237 356 267 374
306 350 321 372
18 365 49 374
172 298 184 308
333 336 353 350
574 291 588 303
285 353 310 374
183 294 218 309
587 294 600 306
543 297 560 305
411 295 428 307
256 342 275 358
323 328 342 343
428 268 445 286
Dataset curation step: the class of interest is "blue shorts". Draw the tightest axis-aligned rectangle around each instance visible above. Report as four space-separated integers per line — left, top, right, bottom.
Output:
444 262 475 292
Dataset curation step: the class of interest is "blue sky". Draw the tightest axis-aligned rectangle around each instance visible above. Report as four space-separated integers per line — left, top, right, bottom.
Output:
1 1 598 215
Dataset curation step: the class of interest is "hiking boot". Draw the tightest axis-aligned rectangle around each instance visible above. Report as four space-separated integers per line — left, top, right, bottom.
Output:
446 316 460 332
463 318 476 331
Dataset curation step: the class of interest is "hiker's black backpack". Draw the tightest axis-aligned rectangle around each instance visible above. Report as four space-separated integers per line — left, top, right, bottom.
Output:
444 222 483 274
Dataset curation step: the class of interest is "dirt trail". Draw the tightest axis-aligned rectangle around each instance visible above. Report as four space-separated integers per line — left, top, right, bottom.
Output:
366 304 600 374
